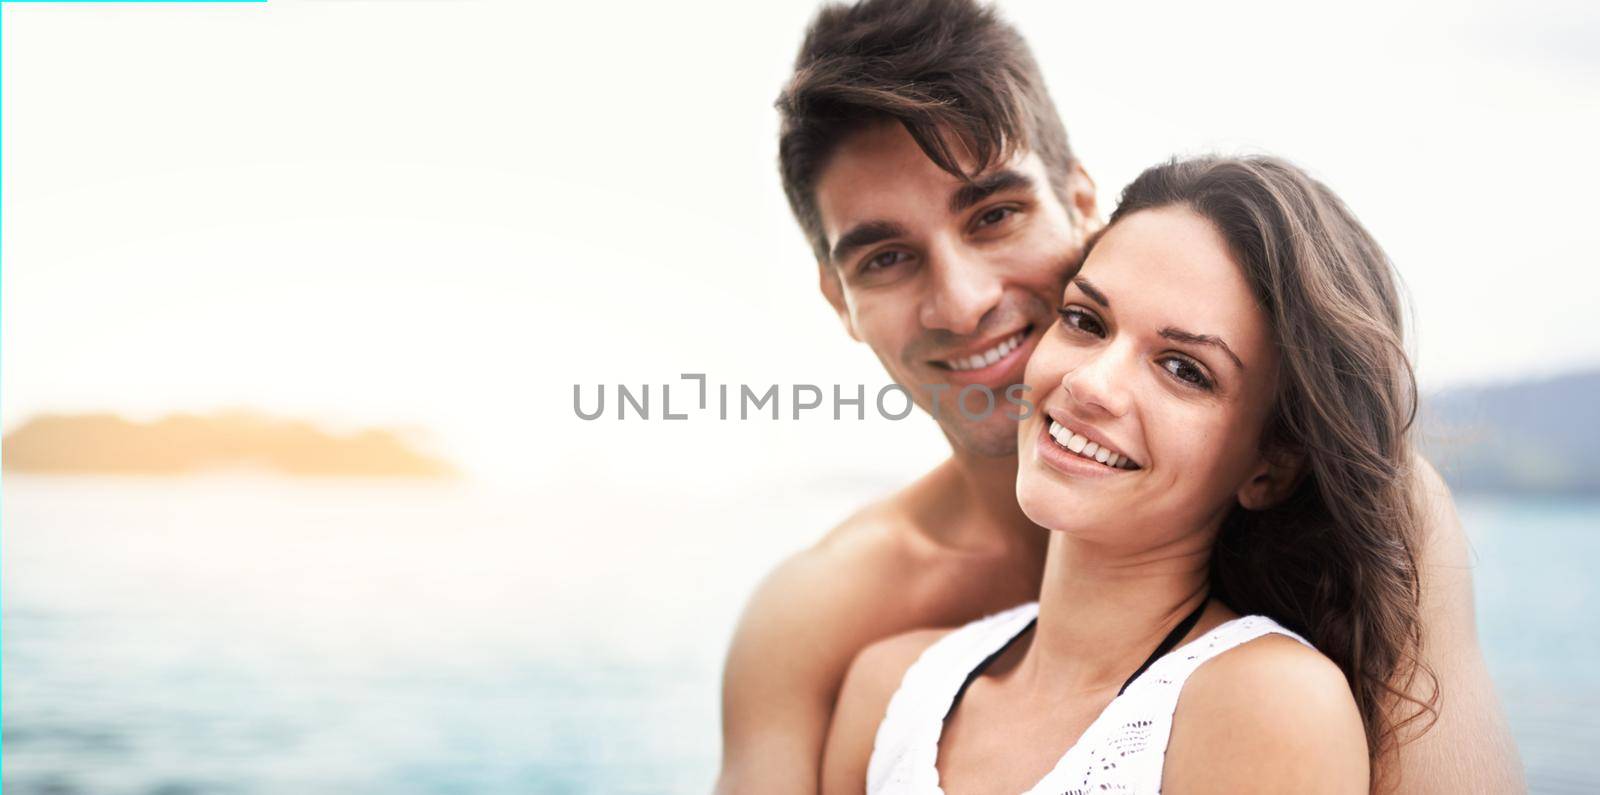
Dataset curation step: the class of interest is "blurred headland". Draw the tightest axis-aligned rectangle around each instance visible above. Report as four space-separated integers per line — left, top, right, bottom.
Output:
1421 368 1600 496
1 367 1594 489
0 410 455 478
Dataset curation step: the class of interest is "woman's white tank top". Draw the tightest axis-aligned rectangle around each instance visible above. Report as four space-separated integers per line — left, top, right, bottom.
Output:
866 601 1314 794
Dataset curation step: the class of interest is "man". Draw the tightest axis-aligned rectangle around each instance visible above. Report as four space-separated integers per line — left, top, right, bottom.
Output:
717 1 1523 792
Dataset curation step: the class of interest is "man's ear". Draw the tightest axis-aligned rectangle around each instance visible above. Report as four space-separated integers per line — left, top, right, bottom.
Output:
818 261 860 342
1066 161 1102 237
1236 446 1304 510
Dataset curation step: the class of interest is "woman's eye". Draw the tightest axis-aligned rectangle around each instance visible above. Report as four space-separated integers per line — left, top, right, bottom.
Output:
1161 356 1215 391
1056 307 1105 337
974 206 1015 228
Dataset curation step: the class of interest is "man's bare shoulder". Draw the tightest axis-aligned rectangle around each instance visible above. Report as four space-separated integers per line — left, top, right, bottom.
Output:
812 492 931 571
724 495 927 681
722 457 1027 708
1412 456 1471 577
1387 455 1525 793
716 490 939 793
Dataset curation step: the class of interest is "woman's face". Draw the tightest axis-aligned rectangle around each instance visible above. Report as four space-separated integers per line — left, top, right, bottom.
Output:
1016 205 1283 548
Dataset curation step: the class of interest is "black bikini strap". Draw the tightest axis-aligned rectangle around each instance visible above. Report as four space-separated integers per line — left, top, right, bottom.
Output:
944 593 1212 721
1118 593 1210 696
943 615 1037 721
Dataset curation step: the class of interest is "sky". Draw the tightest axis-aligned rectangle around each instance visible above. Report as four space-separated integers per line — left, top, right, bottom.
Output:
3 0 1597 483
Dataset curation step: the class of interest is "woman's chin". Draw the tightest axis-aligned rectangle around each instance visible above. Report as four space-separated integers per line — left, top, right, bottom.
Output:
1017 474 1095 534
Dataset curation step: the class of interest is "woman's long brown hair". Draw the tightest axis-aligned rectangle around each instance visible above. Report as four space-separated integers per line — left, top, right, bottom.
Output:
1103 156 1437 787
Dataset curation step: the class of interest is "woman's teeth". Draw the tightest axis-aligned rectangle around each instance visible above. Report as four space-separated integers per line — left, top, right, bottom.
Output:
944 331 1027 372
1047 420 1138 470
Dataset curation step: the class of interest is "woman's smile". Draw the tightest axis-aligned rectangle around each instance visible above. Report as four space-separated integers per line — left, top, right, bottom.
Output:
1032 417 1136 479
1044 414 1141 470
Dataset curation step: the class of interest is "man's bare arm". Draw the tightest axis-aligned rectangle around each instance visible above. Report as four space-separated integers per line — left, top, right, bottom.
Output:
716 525 903 794
1387 459 1524 793
820 629 948 795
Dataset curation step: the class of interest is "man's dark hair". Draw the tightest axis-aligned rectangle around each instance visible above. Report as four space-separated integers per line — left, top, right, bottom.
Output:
777 0 1076 263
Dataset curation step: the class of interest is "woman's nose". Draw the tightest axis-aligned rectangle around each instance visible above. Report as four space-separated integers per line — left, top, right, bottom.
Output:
1061 348 1132 417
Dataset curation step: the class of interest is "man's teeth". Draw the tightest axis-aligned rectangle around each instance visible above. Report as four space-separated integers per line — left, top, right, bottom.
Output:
1047 420 1138 470
944 331 1027 372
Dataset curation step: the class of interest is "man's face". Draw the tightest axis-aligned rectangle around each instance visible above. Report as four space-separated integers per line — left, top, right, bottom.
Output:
813 120 1097 456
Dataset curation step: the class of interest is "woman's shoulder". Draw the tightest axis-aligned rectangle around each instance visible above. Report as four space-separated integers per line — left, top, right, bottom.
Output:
1185 624 1346 700
1161 619 1368 793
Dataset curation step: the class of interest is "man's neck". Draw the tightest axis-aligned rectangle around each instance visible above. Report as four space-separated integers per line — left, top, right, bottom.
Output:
912 445 1047 557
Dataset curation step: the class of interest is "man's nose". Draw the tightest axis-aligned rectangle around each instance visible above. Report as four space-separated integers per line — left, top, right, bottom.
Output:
919 242 1003 336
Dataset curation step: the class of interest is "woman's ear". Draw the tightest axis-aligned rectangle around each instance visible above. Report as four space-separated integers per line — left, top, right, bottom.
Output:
1237 447 1304 510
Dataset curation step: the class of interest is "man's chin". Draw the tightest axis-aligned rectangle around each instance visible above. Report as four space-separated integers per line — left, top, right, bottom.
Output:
940 415 1022 459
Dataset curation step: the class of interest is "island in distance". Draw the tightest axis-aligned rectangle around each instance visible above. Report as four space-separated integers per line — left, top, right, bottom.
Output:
2 369 1594 490
2 410 455 478
1420 368 1600 497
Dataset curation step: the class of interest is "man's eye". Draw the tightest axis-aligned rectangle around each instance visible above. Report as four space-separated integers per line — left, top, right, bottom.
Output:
862 250 909 273
1161 356 1215 391
1056 306 1105 337
975 206 1016 228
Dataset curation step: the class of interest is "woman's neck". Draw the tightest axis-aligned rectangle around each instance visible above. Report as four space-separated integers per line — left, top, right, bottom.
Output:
1017 528 1216 695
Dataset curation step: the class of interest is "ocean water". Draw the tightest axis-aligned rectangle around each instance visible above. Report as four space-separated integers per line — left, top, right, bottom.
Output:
1 476 1596 794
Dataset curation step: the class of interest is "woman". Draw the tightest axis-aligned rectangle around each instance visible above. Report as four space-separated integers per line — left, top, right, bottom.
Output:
820 156 1435 794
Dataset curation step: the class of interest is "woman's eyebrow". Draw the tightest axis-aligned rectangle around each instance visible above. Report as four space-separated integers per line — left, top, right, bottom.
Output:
1160 326 1245 371
1072 277 1110 308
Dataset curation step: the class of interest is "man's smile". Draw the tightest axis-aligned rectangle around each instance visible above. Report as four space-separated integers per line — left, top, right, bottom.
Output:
925 323 1044 388
935 326 1032 372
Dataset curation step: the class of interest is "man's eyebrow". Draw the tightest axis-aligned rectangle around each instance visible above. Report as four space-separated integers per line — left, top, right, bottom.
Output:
830 220 909 264
1072 277 1110 308
949 169 1034 214
1160 327 1245 371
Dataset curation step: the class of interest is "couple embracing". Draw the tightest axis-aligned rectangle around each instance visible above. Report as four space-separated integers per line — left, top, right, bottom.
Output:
718 1 1523 792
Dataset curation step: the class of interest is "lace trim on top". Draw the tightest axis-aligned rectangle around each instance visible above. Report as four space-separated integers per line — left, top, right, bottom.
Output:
866 602 1313 795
